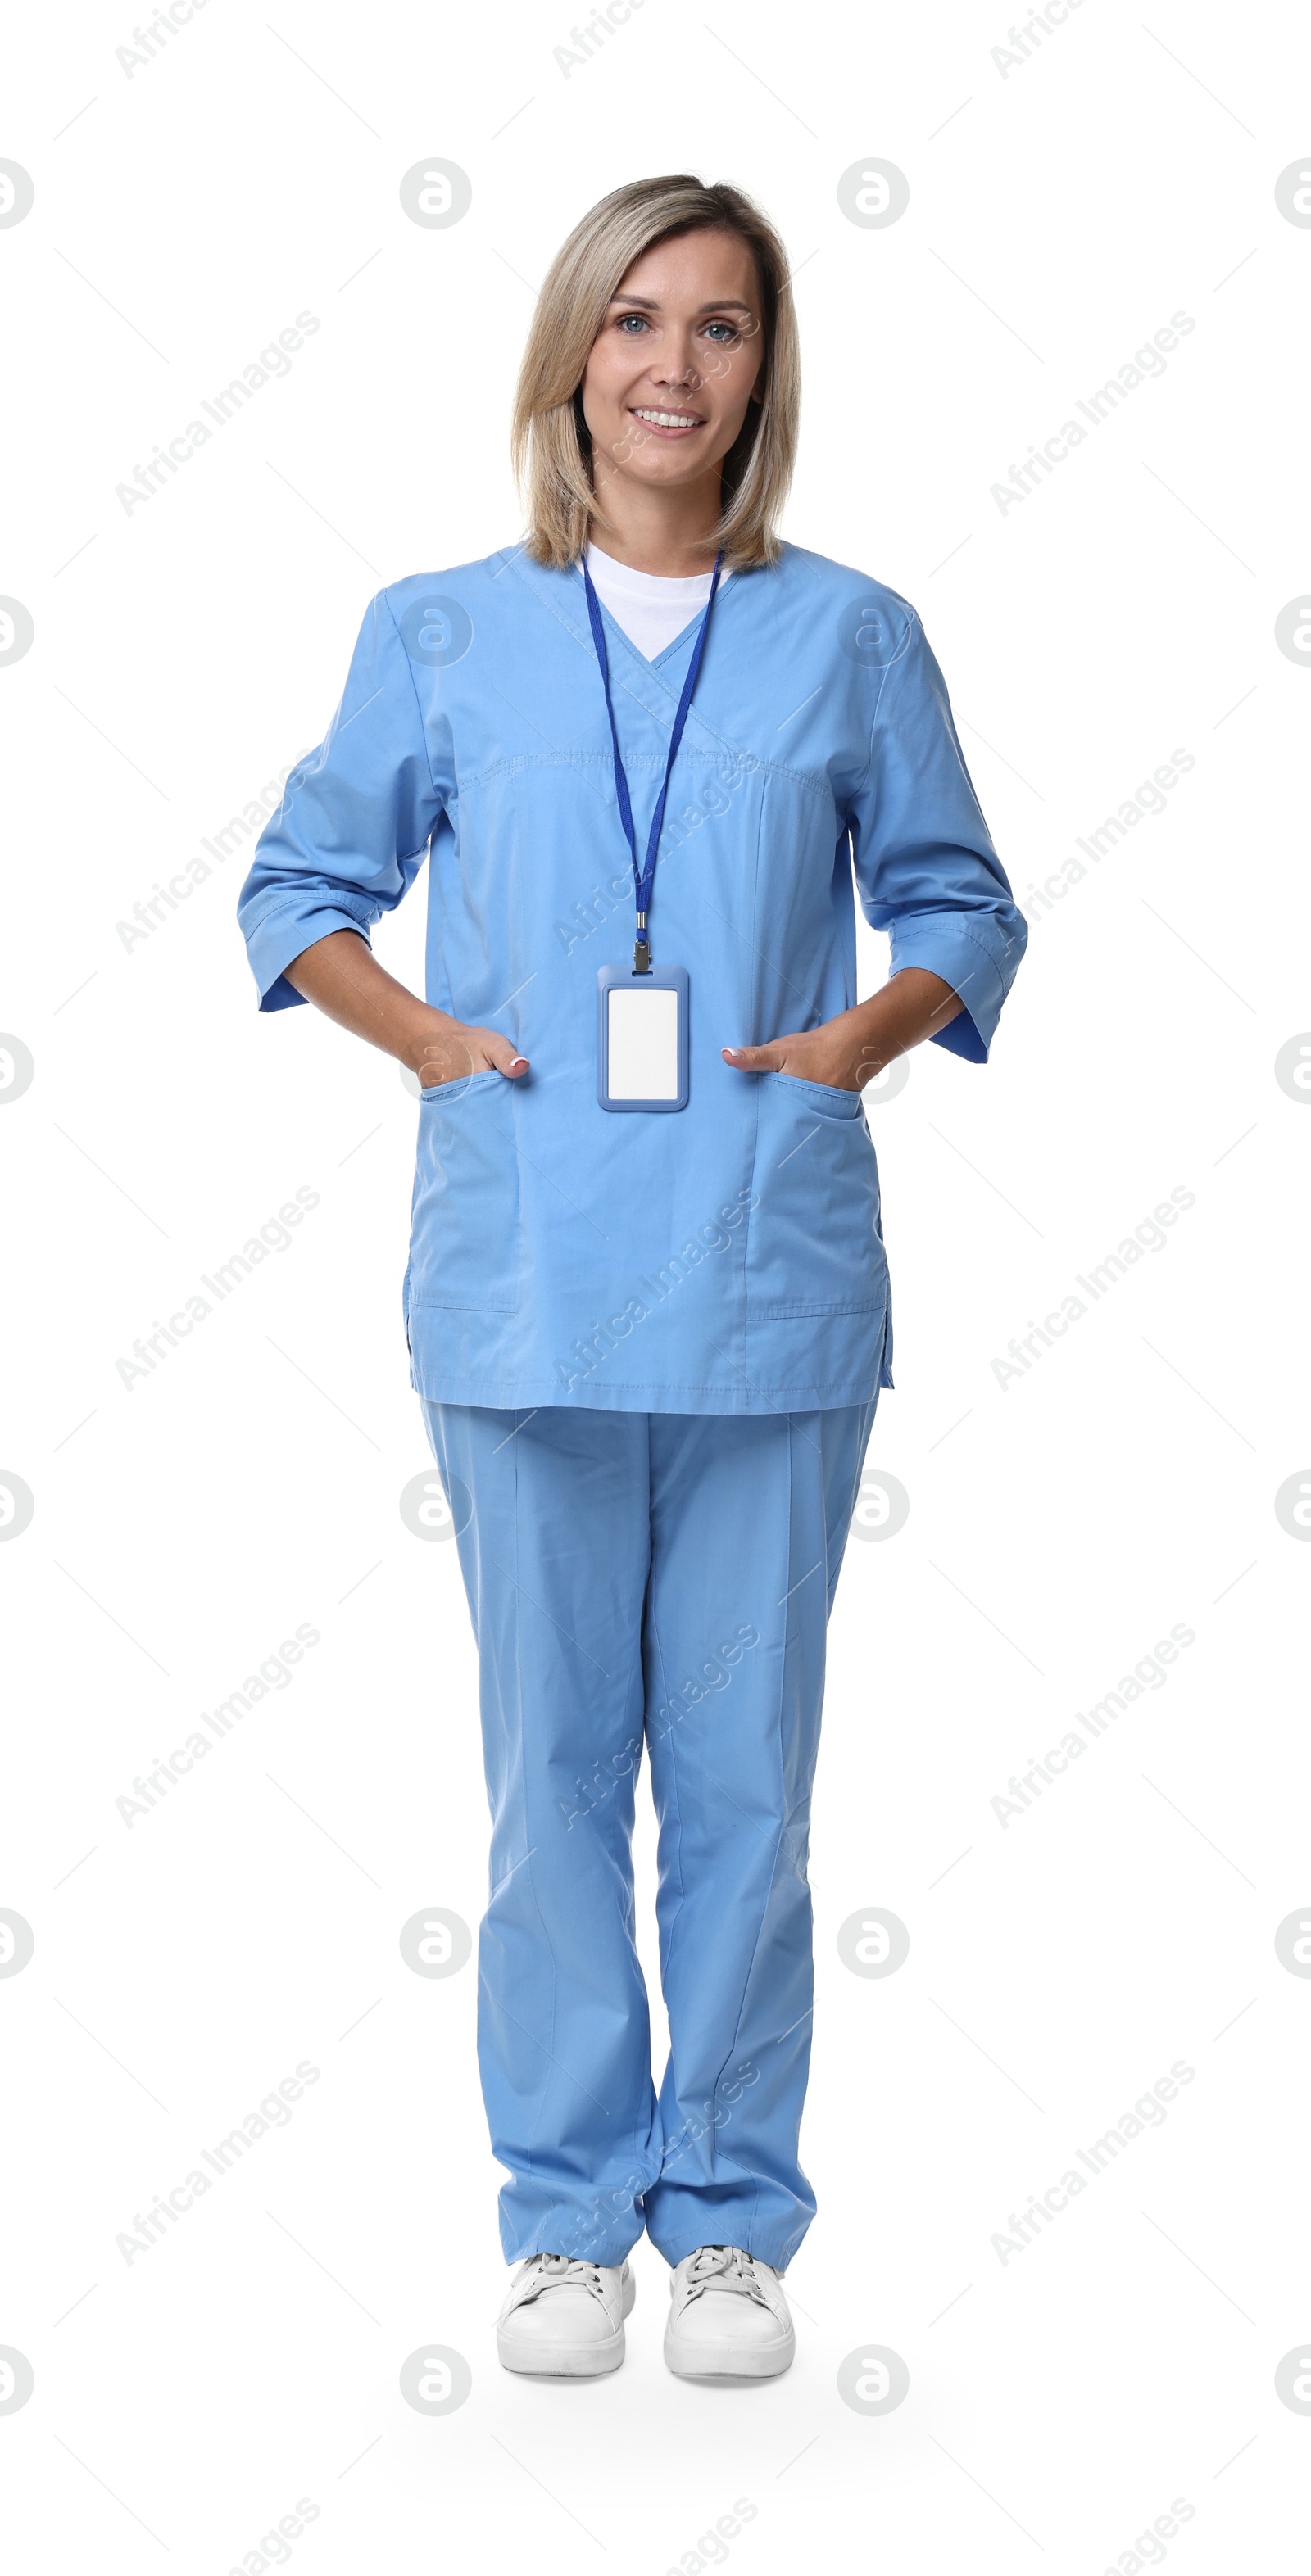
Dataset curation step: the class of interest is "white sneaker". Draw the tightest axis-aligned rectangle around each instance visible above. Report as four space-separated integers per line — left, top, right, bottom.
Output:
497 2254 635 2376
664 2245 795 2379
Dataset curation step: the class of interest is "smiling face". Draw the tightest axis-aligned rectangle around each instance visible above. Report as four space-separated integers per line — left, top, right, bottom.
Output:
579 225 766 514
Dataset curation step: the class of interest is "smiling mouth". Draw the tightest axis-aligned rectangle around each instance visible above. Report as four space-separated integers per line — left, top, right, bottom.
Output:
630 406 705 433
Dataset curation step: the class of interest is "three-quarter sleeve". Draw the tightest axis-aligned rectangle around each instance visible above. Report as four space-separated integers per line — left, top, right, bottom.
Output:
846 610 1027 1062
237 589 444 1012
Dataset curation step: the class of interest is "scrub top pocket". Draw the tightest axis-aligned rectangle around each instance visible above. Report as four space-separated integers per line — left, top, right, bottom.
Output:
408 1069 520 1315
746 1071 887 1318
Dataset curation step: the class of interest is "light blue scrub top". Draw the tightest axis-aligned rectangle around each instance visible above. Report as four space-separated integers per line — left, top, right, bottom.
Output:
238 541 1027 1415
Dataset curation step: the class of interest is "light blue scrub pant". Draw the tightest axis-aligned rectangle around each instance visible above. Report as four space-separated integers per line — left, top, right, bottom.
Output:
423 1399 877 2272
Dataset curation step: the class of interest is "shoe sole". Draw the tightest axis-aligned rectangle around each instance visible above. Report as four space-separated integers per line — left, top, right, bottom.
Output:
664 2329 796 2382
497 2269 636 2378
498 2325 626 2377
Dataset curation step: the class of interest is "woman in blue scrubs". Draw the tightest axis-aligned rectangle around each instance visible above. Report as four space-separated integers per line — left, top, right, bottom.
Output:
238 174 1026 2382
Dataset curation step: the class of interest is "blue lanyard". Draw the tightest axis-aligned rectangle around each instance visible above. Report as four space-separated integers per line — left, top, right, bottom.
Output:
582 550 723 972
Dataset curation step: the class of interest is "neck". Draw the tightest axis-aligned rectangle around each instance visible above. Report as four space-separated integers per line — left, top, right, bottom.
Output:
587 472 723 577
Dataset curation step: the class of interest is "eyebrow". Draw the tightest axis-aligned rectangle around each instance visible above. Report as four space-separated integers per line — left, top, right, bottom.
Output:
606 293 755 314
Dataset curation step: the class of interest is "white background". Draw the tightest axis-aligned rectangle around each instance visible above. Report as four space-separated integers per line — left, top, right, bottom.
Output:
2 0 1309 2567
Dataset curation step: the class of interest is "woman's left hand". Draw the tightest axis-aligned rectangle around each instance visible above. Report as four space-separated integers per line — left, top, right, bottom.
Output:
722 971 964 1092
722 1006 873 1090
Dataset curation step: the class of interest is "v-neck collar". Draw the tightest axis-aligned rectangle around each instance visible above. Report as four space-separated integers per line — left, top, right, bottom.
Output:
583 551 737 673
585 578 705 677
501 544 751 706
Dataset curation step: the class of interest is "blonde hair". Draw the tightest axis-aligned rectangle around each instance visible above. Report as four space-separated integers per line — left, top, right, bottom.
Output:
511 175 799 571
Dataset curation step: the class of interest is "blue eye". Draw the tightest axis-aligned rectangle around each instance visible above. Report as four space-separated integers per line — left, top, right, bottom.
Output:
616 313 648 332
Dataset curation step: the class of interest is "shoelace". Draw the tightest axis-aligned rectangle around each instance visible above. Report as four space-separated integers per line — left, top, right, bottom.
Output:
515 2254 607 2307
682 2245 771 2306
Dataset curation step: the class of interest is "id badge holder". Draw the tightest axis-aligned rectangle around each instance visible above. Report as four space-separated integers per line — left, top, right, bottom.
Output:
597 963 689 1112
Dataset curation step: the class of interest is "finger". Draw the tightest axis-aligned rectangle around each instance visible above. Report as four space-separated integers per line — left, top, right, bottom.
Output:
721 1044 781 1072
488 1039 530 1076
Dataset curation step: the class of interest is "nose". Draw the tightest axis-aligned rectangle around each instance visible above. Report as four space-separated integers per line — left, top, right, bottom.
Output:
652 353 699 393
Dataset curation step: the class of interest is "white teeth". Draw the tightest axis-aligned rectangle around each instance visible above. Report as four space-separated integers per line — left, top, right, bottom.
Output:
633 408 701 428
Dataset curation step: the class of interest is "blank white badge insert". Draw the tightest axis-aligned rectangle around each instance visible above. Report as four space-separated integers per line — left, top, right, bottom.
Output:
607 984 679 1101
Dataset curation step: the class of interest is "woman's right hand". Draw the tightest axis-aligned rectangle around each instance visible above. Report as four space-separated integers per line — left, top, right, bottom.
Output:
282 930 529 1082
408 1015 529 1087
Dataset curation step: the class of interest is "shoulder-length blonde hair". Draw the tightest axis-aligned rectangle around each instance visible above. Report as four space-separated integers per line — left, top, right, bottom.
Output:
511 175 799 572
